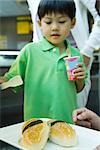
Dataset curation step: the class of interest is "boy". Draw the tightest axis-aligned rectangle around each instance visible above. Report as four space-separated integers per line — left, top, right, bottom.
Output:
0 0 86 123
27 0 100 108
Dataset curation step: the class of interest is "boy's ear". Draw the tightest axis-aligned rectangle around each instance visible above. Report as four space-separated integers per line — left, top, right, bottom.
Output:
38 20 41 27
71 18 76 29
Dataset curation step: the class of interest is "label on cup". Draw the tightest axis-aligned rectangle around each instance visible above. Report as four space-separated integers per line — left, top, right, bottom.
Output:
64 56 80 81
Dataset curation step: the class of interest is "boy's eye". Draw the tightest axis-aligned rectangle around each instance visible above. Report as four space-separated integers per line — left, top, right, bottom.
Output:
45 21 51 24
59 21 66 23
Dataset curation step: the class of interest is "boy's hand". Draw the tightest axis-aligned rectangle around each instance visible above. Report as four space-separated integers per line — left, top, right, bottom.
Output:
73 63 86 92
73 63 86 80
0 76 7 84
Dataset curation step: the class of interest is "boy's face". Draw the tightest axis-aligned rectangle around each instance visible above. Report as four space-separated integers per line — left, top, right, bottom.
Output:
39 13 75 47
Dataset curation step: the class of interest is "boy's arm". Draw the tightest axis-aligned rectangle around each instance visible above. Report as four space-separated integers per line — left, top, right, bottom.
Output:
75 79 85 93
74 63 86 92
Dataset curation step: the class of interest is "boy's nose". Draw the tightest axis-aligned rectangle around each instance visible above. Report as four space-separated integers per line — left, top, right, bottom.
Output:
51 23 59 30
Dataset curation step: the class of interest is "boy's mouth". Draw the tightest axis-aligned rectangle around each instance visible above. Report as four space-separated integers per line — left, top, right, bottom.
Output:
51 34 60 38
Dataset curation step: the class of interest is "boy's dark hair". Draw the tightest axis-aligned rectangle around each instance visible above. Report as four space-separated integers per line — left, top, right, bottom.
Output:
37 0 76 20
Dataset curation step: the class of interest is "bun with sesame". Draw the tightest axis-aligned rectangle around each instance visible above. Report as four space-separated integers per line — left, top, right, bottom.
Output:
19 118 50 150
48 119 77 147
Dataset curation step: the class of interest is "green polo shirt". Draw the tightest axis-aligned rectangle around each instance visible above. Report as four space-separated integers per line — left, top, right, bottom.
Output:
4 37 84 124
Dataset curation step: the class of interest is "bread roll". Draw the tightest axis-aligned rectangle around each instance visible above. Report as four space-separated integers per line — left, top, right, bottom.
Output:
19 118 50 150
48 120 78 147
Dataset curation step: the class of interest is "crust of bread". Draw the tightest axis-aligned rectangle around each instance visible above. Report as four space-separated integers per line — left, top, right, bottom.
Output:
48 119 78 147
19 118 77 149
19 118 50 150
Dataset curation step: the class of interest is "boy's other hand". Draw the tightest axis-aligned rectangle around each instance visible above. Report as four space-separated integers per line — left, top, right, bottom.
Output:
73 63 86 80
0 76 7 84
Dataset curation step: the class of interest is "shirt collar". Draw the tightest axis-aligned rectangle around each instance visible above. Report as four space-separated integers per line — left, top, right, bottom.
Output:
39 37 69 52
39 37 55 51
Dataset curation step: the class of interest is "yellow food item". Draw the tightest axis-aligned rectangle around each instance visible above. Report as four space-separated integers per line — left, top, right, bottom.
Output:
19 118 50 150
48 120 78 147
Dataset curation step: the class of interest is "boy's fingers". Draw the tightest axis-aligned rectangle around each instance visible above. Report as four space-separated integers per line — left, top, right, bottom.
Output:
0 77 7 84
73 66 86 79
76 63 83 68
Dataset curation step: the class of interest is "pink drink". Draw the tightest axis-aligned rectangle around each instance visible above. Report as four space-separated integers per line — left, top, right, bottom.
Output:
64 56 80 81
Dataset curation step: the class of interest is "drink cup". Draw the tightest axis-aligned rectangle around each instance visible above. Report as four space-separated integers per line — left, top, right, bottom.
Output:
64 56 80 81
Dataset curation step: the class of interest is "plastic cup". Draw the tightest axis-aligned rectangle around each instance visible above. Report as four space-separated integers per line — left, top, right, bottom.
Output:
64 56 80 81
